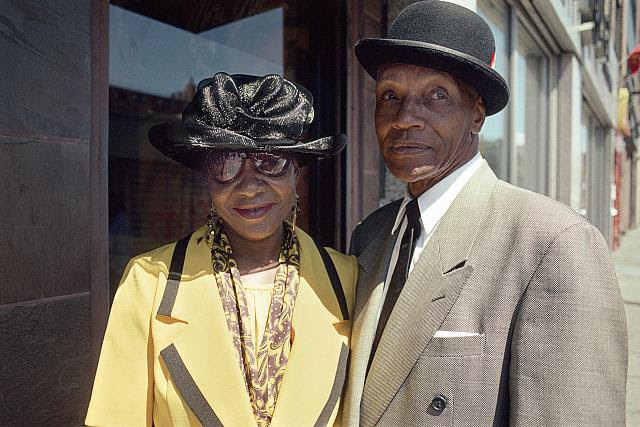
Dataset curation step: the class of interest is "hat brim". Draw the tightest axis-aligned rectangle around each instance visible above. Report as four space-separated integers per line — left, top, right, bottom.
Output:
148 122 346 172
355 38 509 116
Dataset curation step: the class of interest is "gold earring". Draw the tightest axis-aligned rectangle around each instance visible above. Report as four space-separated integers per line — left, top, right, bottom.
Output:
291 195 301 228
206 203 218 241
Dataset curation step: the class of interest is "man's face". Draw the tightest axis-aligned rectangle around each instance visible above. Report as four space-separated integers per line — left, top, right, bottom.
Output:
375 63 486 196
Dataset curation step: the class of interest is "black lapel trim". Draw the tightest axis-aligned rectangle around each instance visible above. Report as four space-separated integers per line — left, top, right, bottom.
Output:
314 242 349 320
160 344 223 427
157 233 192 317
314 343 349 427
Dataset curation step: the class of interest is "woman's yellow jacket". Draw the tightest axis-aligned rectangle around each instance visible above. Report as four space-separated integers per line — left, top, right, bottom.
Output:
86 226 357 426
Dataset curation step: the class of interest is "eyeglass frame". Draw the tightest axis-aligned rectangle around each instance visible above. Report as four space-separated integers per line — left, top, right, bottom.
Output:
205 150 295 184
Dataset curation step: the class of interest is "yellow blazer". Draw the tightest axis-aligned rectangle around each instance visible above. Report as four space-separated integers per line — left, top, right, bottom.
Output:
86 226 357 426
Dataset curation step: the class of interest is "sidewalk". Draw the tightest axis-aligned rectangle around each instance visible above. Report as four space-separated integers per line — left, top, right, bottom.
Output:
612 226 640 425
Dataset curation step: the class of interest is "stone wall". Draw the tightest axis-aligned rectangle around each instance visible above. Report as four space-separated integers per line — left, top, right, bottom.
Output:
0 1 94 424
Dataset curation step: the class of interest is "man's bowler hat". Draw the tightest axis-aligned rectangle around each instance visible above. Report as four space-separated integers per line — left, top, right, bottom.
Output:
355 0 509 115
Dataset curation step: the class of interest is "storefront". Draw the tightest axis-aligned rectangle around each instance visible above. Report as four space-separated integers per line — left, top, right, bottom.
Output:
106 0 347 298
106 0 622 293
0 0 624 423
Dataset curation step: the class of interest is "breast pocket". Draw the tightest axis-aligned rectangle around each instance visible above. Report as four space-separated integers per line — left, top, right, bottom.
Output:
422 333 485 357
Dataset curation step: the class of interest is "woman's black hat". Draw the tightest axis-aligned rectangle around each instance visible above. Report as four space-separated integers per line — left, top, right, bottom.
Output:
355 0 509 115
148 73 346 171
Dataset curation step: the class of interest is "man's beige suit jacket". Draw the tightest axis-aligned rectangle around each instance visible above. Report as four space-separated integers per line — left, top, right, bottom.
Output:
343 162 627 426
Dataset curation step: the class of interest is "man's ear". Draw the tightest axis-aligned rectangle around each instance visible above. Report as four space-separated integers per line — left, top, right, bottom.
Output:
471 96 486 135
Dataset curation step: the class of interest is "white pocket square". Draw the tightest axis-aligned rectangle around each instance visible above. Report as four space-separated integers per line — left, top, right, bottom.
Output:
433 331 481 338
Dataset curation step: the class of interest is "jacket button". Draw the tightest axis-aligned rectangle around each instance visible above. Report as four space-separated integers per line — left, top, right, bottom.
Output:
430 396 447 413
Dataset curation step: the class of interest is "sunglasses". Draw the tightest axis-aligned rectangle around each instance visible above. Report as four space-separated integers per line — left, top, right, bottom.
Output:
206 151 292 183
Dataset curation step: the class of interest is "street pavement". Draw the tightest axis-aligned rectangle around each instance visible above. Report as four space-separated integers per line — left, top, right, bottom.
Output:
612 225 640 426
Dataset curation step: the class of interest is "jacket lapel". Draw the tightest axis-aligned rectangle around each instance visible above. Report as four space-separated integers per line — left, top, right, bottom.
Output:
361 162 498 426
155 229 256 426
270 230 351 426
342 213 398 426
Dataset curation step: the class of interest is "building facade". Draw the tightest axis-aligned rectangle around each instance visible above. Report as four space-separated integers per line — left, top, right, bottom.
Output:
0 0 632 423
614 0 639 248
347 0 622 246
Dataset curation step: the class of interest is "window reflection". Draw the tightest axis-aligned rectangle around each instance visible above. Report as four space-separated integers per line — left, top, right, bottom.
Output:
581 113 591 217
478 5 509 180
513 25 548 193
108 1 310 299
109 5 284 97
581 107 607 228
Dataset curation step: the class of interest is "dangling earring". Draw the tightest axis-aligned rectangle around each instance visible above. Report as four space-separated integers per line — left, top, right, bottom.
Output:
206 203 218 242
291 195 301 228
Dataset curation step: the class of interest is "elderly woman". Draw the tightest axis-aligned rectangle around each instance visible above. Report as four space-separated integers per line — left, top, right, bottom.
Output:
86 73 356 427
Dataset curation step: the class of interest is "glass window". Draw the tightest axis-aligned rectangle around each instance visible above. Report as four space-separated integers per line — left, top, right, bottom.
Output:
513 23 548 193
587 114 607 232
478 2 509 180
581 104 608 231
110 6 285 97
580 113 591 217
380 1 407 206
628 0 636 53
108 1 313 297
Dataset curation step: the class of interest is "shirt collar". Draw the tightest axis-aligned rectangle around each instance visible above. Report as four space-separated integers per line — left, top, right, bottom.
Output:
391 152 485 235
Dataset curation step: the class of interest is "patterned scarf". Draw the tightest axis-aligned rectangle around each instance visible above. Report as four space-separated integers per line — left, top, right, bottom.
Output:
206 219 300 426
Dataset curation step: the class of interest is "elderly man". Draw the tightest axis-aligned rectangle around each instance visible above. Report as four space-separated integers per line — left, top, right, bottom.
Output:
342 1 627 426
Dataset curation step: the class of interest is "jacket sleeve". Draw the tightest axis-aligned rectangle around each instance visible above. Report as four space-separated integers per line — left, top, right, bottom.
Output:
85 258 157 427
509 222 628 426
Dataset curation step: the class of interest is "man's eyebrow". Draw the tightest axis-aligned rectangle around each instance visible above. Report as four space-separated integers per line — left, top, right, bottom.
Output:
376 69 402 82
376 76 401 85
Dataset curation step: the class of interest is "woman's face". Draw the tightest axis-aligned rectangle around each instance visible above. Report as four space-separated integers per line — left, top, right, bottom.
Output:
208 152 298 243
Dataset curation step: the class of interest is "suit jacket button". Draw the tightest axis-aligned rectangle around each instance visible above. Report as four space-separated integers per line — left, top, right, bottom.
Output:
430 396 447 413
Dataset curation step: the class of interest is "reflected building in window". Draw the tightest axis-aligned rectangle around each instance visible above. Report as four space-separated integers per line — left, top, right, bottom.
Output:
107 1 313 297
477 4 509 182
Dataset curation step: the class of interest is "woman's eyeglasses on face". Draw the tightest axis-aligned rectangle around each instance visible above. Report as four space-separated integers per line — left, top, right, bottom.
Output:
206 151 292 183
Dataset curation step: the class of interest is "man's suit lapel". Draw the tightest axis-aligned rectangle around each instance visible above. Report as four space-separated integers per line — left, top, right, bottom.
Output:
361 162 498 426
342 211 398 425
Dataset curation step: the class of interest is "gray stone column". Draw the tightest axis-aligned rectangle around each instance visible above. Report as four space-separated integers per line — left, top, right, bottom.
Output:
0 1 99 424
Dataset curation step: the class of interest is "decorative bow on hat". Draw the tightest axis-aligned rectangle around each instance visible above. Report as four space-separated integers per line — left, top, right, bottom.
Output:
148 73 345 171
184 73 314 143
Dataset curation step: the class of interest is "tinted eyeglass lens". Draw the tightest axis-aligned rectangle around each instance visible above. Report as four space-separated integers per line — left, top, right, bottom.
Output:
252 153 290 176
208 152 245 183
207 151 291 183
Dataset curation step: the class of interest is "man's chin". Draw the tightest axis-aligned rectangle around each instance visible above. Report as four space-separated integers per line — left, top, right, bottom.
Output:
386 165 438 184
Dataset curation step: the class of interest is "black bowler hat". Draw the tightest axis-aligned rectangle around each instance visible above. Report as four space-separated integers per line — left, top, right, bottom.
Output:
148 73 346 171
355 0 509 115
